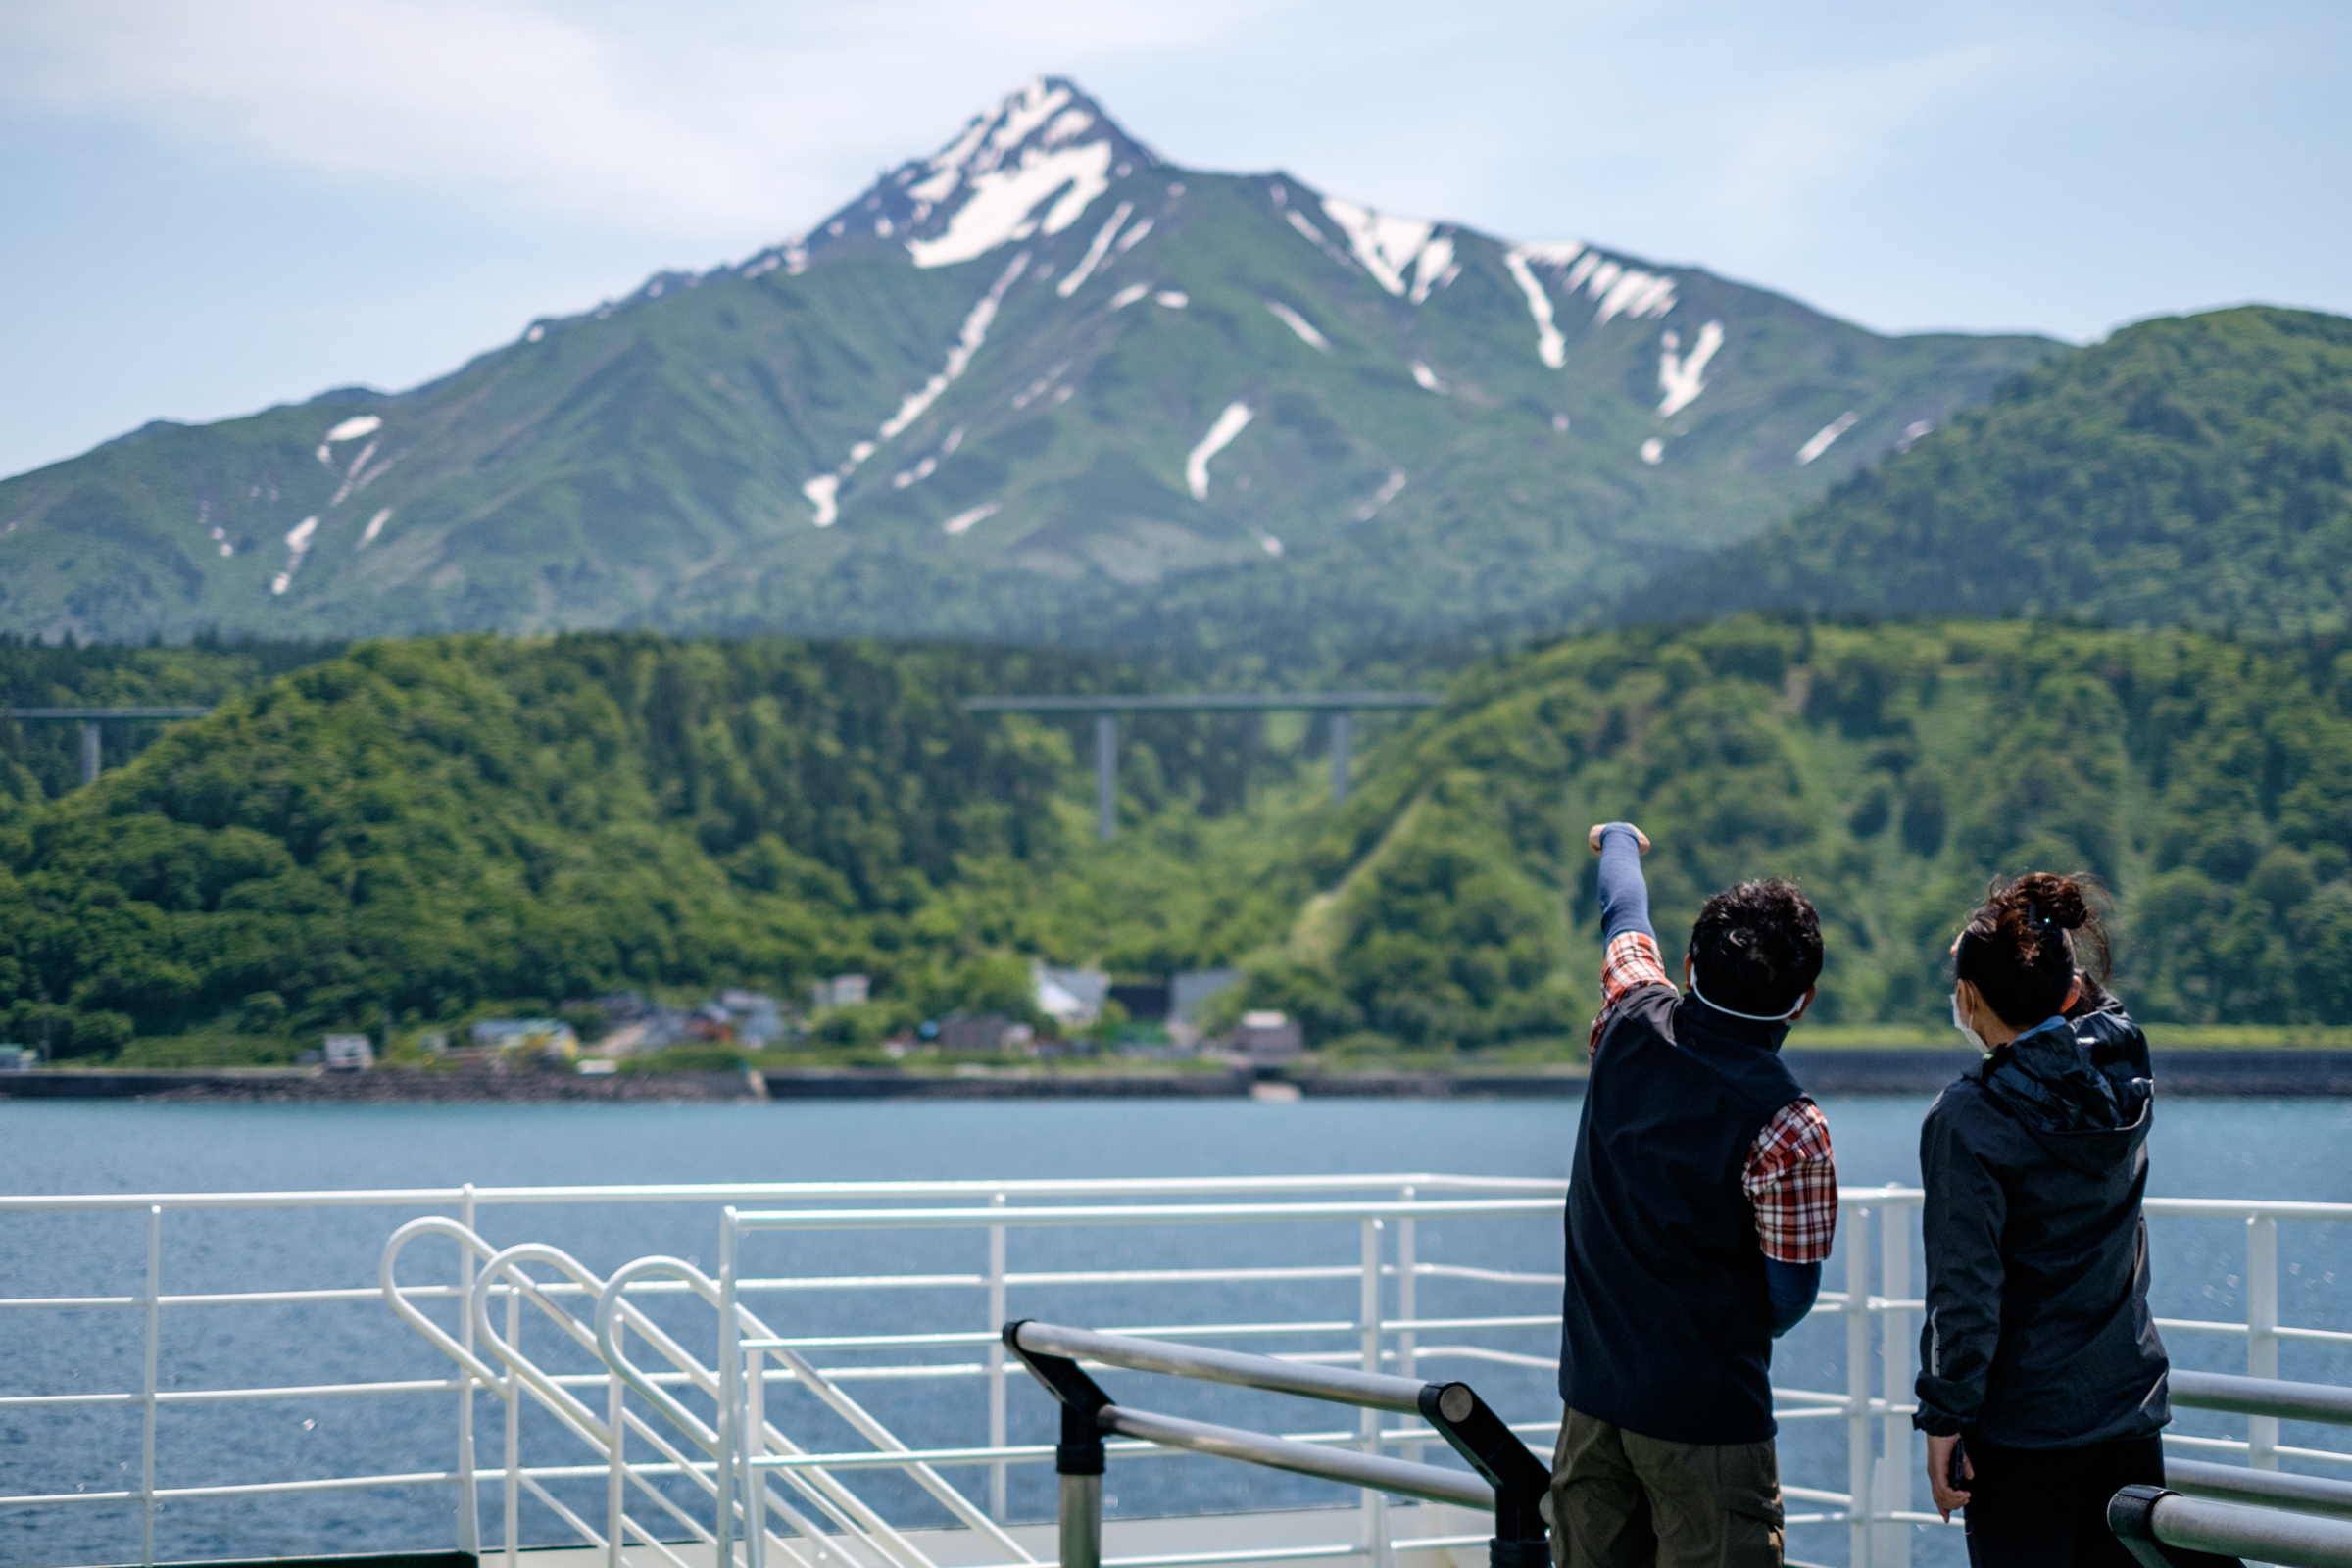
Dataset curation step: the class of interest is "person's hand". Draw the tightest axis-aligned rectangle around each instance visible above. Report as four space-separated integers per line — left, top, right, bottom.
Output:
1588 823 1650 856
1925 1433 1972 1521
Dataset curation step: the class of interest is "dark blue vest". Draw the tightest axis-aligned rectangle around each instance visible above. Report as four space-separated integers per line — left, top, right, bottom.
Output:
1557 984 1802 1445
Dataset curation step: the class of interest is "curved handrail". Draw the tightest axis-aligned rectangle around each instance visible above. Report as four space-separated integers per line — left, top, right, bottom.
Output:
377 1215 509 1391
596 1256 726 1453
468 1241 622 1450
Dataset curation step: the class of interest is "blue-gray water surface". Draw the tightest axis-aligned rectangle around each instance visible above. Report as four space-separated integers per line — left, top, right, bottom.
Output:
3 1094 2348 1568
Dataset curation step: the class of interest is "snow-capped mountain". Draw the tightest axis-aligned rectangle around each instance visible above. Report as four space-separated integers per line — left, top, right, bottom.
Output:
0 77 2057 654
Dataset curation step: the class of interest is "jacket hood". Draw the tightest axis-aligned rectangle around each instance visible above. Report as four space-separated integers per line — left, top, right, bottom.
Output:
1980 1018 2153 1174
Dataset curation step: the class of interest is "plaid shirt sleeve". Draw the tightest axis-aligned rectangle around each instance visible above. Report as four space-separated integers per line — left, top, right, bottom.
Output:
1589 931 1673 1054
1742 1098 1838 1263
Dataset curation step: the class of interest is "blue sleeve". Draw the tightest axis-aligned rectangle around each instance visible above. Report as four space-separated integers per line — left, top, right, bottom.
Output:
1766 1259 1821 1338
1595 823 1654 943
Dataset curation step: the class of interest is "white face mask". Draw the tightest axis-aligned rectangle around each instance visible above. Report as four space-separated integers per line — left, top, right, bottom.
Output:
1951 991 1989 1054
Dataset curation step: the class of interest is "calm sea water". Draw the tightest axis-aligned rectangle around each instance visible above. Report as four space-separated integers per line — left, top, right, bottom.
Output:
3 1094 2348 1568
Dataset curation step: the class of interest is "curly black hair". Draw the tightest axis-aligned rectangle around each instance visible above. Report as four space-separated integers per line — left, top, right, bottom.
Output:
1689 879 1823 1017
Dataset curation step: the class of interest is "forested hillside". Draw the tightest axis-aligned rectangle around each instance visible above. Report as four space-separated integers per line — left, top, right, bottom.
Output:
1663 308 2352 632
8 620 2352 1057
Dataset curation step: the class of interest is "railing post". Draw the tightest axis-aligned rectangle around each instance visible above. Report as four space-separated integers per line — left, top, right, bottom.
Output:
458 1184 480 1557
141 1205 161 1568
1876 1202 1912 1568
744 1344 768 1568
1057 1396 1104 1568
1397 1189 1421 1466
1361 1217 1391 1568
2248 1216 2280 1471
1846 1200 1872 1568
989 1192 1009 1522
716 1210 740 1568
608 1315 626 1568
505 1279 522 1568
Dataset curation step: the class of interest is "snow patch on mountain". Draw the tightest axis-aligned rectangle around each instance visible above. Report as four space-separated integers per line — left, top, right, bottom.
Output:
1502 245 1577 368
1353 468 1407 522
801 252 1028 523
1109 282 1151 310
1641 439 1665 466
358 508 392 549
1319 198 1456 300
943 502 1000 536
1796 412 1859 465
271 515 319 594
1656 321 1724 417
1410 362 1448 395
1186 403 1253 501
325 416 382 444
907 142 1113 268
804 476 841 527
1057 201 1132 297
1265 301 1331 352
1155 291 1188 309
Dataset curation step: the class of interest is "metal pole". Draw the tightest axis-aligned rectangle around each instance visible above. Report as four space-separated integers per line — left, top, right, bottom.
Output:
2249 1216 2280 1471
1054 1377 1105 1568
81 721 101 786
1846 1204 1872 1568
1361 1218 1390 1568
458 1184 480 1557
1878 1204 1912 1568
1095 713 1116 842
1331 712 1350 803
608 1318 626 1568
1396 1191 1420 1466
989 1194 1009 1522
141 1206 161 1568
716 1211 740 1568
505 1285 521 1568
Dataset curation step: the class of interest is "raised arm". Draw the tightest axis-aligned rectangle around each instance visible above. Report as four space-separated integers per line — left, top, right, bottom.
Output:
1589 822 1667 1014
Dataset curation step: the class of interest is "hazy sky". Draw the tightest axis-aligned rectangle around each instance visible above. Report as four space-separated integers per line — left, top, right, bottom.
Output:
2 0 2344 480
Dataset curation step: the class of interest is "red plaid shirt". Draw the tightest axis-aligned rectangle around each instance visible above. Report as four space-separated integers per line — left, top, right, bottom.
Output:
1592 931 1838 1264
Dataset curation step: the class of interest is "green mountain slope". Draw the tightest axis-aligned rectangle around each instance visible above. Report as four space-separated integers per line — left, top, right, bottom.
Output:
1241 615 2352 1044
1662 307 2352 632
11 620 2352 1055
0 79 2055 657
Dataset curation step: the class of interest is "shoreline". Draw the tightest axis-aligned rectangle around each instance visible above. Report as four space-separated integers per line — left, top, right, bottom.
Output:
5 1048 2352 1101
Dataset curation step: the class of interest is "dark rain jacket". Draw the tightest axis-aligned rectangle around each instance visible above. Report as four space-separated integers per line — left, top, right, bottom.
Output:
1913 1002 2170 1447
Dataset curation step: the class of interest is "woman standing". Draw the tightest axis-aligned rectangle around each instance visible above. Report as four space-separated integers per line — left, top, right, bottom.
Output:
1916 873 2169 1568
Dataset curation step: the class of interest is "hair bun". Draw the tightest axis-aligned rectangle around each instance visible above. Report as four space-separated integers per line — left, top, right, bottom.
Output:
2012 871 2091 931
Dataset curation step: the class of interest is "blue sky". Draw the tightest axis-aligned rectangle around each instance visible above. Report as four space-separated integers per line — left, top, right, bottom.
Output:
2 0 2344 481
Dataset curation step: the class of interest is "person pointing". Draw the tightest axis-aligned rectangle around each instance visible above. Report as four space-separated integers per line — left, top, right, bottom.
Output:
1552 823 1838 1568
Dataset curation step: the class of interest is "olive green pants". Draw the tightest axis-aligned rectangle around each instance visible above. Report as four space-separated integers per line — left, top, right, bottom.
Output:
1549 1407 1785 1568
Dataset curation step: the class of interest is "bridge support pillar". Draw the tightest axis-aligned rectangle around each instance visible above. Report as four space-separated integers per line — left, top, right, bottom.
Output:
80 722 101 786
1331 711 1351 803
1095 712 1117 842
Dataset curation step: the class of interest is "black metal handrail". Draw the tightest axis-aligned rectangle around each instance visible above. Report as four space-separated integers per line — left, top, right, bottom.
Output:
2111 1483 2352 1568
1004 1319 1549 1568
2171 1369 2352 1428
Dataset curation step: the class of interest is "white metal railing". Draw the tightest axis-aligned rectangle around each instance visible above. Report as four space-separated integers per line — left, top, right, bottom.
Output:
0 1176 2346 1568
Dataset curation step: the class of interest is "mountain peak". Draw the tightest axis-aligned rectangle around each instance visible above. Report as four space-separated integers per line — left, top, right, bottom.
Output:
770 77 1158 275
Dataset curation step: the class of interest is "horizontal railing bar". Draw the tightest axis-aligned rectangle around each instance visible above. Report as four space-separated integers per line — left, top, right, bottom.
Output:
2172 1370 2352 1426
2142 1200 2352 1220
734 1200 1563 1231
1379 1316 1558 1333
1405 1265 1565 1288
2145 1490 2352 1566
746 1321 1364 1352
2158 1318 2253 1337
1008 1268 1364 1287
1102 1404 1491 1510
1408 1347 1557 1371
0 1174 1574 1213
1012 1322 1429 1413
2169 1459 2352 1516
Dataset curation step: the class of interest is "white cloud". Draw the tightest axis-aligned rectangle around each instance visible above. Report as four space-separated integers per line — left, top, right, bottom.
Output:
0 0 1292 240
